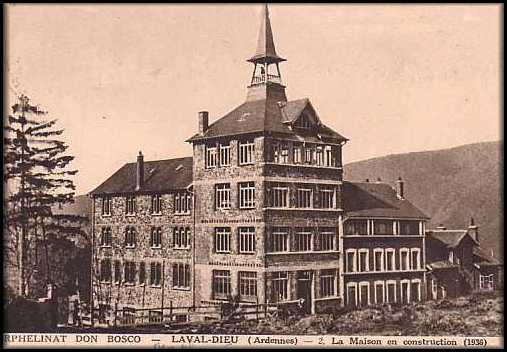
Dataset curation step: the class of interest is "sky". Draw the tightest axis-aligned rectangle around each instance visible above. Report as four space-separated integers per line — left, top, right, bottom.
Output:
5 4 502 195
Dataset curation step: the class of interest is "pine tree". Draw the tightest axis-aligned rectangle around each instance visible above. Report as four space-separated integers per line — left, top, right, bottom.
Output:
4 94 78 297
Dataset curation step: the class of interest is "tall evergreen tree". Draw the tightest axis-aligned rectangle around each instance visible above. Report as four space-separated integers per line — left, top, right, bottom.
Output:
4 94 78 297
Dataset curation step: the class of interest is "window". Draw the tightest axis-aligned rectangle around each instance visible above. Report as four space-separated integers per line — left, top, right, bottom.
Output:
320 188 335 209
100 227 112 247
239 182 255 209
358 282 370 306
172 263 190 289
304 147 314 164
373 249 384 272
215 228 231 253
296 188 313 208
346 249 357 273
100 259 111 282
150 227 162 248
385 249 396 271
373 220 394 235
271 272 289 302
358 249 369 272
174 227 190 249
175 192 191 214
346 283 358 307
125 227 136 248
411 248 421 270
345 220 368 236
101 196 112 216
270 186 289 208
400 248 410 271
411 280 421 302
374 281 385 304
316 147 324 166
293 145 302 164
151 194 162 215
399 221 419 236
294 230 312 252
320 269 336 297
219 143 231 166
125 195 136 215
212 270 231 299
271 229 289 252
239 140 255 165
215 183 231 210
479 274 494 291
239 227 256 254
316 230 335 251
205 145 218 168
139 262 146 285
123 307 136 325
239 272 257 299
114 260 121 284
150 262 162 286
296 114 311 129
149 310 163 323
324 145 335 167
386 280 397 303
280 145 289 164
124 262 136 284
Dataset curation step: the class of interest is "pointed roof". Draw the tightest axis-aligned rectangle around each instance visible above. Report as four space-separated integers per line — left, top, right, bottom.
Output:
248 4 286 63
427 228 480 248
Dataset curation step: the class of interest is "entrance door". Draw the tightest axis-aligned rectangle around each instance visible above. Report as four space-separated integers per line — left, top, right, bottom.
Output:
296 271 312 314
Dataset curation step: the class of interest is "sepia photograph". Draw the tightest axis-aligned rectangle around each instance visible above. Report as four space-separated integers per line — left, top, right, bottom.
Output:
3 3 503 349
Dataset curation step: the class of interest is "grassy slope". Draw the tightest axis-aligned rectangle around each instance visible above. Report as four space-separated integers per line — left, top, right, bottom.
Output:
344 141 502 258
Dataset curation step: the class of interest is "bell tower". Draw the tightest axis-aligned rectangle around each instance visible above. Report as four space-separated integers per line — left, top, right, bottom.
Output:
246 4 287 102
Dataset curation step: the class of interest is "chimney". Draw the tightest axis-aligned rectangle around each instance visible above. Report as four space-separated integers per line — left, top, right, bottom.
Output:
377 177 382 183
396 176 405 199
436 224 447 230
365 178 370 183
198 111 209 135
136 151 144 191
468 217 479 243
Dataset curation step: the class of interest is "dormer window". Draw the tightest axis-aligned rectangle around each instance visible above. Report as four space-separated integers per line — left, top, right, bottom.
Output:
295 114 312 129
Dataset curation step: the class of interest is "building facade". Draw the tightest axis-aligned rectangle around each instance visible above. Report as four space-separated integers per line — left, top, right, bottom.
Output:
89 5 439 321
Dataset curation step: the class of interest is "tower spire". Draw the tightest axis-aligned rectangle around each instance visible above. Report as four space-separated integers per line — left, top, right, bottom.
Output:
248 4 286 64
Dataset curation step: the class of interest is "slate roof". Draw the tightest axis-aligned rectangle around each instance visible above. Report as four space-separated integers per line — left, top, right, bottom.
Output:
427 229 479 248
89 157 193 195
248 4 285 64
186 98 348 143
473 247 503 266
427 260 459 270
343 181 429 219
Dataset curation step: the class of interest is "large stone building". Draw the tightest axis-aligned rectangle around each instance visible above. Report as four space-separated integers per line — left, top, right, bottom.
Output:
89 5 437 321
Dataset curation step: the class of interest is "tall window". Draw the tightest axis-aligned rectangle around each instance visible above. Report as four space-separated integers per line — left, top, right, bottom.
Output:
346 249 357 272
374 220 394 235
271 229 289 252
271 272 289 302
304 147 314 164
175 192 191 214
294 229 312 252
316 230 336 251
316 147 324 166
293 145 302 164
400 248 410 271
205 145 218 168
114 260 121 283
125 195 136 215
125 227 136 248
386 281 397 303
320 188 335 209
386 249 396 271
324 145 335 167
150 262 162 286
411 248 421 270
150 227 162 248
172 263 190 289
100 259 111 282
280 145 289 164
124 262 136 284
239 182 255 209
101 196 112 216
271 186 289 208
239 272 257 300
373 249 384 271
174 227 190 249
345 220 368 236
320 269 336 297
151 194 162 215
358 249 369 272
219 143 231 166
296 188 313 208
212 270 231 299
100 227 112 247
239 140 255 165
239 227 256 254
139 262 146 285
215 228 231 253
215 183 231 210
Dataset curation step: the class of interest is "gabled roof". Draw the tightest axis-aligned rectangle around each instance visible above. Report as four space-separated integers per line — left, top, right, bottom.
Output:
343 181 429 219
186 98 348 143
427 229 479 248
89 157 193 196
248 4 286 64
473 247 503 266
427 260 459 270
